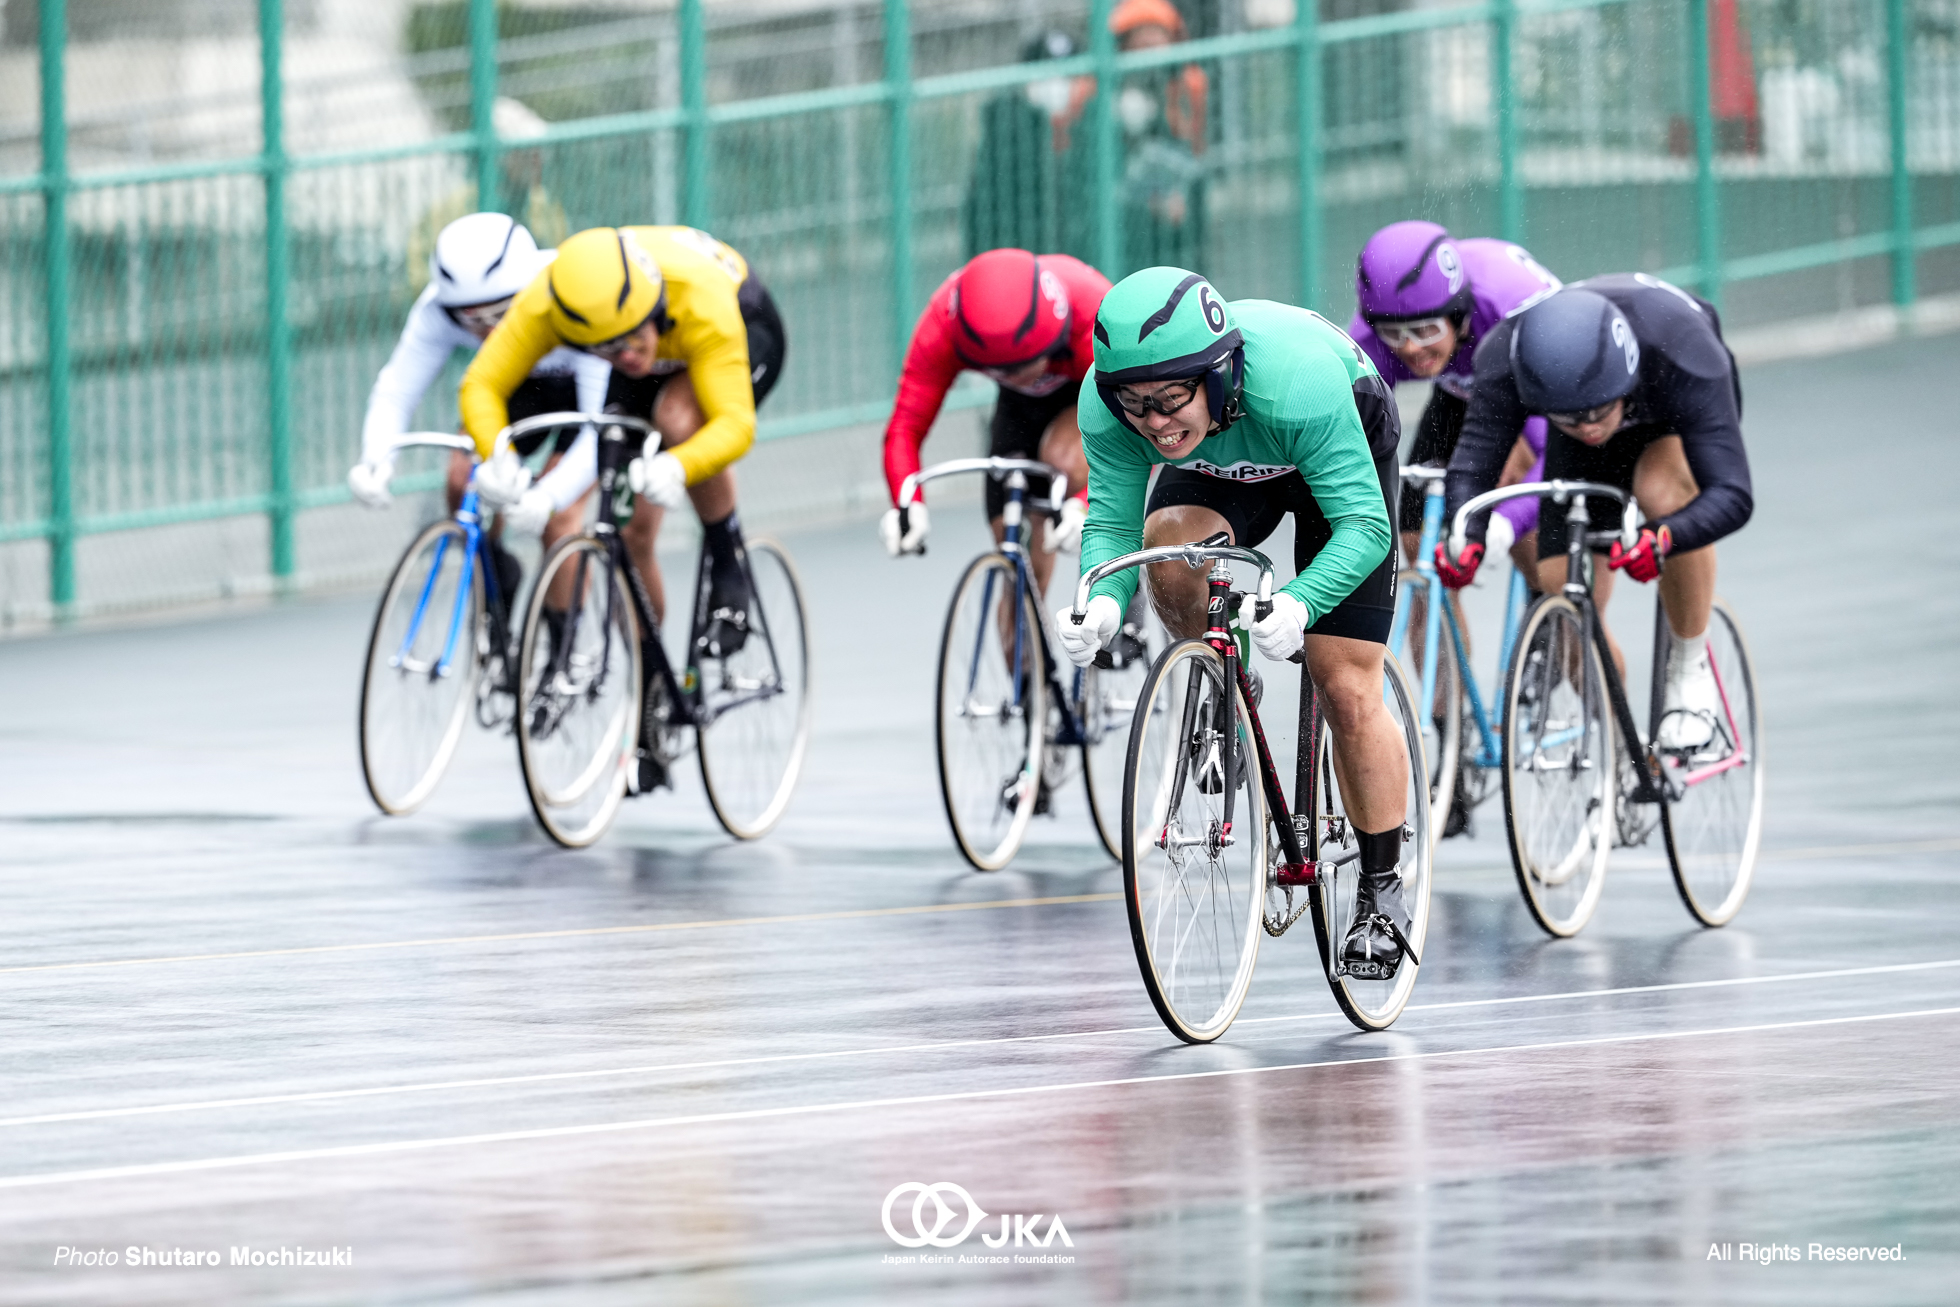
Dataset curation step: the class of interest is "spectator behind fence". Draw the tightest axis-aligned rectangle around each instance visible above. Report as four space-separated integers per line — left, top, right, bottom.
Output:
1111 0 1208 272
407 97 571 300
963 30 1097 262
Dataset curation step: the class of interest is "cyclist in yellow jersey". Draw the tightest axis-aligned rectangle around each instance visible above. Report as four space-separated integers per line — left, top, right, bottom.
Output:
460 225 786 651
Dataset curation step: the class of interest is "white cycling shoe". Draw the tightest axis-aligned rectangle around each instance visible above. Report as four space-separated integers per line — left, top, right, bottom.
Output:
1657 646 1719 752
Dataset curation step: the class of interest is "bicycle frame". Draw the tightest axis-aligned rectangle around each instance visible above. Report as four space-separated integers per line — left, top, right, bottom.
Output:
382 432 511 681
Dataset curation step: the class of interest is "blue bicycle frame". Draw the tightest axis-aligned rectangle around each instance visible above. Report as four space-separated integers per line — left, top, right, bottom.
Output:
1387 469 1530 773
388 437 511 681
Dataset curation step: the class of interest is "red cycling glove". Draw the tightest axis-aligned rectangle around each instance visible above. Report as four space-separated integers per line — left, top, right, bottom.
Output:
1434 541 1484 590
1608 525 1671 582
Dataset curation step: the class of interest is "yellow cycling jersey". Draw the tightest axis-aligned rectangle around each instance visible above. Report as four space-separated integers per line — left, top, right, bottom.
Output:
460 225 756 485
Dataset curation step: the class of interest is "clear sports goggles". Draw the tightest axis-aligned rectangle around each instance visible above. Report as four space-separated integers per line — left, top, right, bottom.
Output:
1546 400 1622 429
1113 378 1203 418
445 297 514 334
1372 316 1452 348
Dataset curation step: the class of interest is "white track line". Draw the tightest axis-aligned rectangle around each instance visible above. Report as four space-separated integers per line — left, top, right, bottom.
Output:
2 1005 1954 1192
6 957 1957 1131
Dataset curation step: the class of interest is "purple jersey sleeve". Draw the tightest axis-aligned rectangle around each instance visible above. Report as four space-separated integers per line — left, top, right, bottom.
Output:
1458 239 1563 342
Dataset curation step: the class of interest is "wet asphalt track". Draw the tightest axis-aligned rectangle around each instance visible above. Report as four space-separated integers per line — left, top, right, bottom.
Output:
1 337 1957 1305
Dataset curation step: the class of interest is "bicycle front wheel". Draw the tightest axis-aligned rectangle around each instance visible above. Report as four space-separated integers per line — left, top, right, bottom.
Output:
1502 595 1613 936
696 538 812 840
516 536 640 849
935 553 1046 871
1081 598 1161 862
1121 639 1265 1044
359 520 483 815
1660 599 1764 926
1391 569 1463 853
1303 654 1433 1031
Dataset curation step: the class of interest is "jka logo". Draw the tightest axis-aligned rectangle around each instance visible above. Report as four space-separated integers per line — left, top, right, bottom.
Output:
882 1182 1073 1250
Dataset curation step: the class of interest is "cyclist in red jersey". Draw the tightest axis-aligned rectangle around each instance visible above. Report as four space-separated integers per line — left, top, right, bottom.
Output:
881 248 1109 600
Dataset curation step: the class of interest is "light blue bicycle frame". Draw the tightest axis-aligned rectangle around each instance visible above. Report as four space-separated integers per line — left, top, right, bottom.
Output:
393 473 500 681
1386 474 1530 772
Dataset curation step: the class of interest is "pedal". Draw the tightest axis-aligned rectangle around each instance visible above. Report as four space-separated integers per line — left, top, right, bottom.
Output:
634 751 670 795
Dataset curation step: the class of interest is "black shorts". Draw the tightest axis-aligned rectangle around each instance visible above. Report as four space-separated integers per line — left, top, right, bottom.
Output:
1536 425 1670 556
984 378 1081 519
507 377 583 457
1401 388 1467 530
1146 445 1401 644
602 273 788 435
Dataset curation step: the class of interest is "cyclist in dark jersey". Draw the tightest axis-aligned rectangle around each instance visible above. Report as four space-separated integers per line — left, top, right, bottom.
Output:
1437 274 1754 751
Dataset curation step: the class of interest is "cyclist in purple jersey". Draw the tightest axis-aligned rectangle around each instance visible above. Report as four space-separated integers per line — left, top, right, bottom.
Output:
1350 221 1560 573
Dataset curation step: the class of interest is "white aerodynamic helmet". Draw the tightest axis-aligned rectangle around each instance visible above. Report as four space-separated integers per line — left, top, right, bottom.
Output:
429 211 544 310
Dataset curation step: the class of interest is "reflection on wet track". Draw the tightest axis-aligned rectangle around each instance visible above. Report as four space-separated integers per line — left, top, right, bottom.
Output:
2 342 1956 1303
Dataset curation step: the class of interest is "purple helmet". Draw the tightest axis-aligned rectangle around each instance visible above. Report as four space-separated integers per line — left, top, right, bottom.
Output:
1356 220 1474 323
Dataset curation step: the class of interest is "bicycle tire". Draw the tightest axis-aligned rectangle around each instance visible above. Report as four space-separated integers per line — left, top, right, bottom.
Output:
1501 595 1613 937
935 553 1046 871
359 520 483 816
696 538 812 840
1659 599 1764 926
1081 601 1161 862
515 535 640 848
1121 638 1265 1043
1303 653 1433 1031
1392 568 1463 853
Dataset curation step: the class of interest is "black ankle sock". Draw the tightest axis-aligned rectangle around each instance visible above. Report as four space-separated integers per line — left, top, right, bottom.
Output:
1358 826 1403 877
702 512 745 597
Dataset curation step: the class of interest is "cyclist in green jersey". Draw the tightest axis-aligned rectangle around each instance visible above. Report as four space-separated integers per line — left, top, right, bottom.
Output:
1055 266 1415 975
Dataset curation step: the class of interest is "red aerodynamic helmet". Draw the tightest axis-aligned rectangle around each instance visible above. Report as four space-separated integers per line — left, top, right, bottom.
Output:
951 248 1072 370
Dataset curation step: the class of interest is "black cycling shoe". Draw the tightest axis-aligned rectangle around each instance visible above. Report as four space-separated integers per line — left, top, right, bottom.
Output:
1341 867 1418 980
1442 784 1473 839
701 569 751 658
489 541 524 607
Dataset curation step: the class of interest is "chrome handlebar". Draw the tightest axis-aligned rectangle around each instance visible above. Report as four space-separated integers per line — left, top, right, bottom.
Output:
897 457 1068 516
1070 541 1276 623
386 411 659 466
1448 479 1643 558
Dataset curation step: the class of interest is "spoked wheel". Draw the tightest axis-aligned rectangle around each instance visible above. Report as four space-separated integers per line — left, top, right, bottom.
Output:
935 554 1046 871
359 520 484 815
515 536 641 848
1081 596 1161 862
1303 654 1432 1032
695 538 812 839
1391 569 1463 853
1121 639 1266 1044
1502 596 1613 936
1660 599 1763 926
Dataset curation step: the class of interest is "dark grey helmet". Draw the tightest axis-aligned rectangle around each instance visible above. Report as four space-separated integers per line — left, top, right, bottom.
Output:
1510 288 1640 413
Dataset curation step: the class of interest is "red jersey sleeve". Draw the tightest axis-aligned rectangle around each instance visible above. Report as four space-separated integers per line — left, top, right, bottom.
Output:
883 277 965 505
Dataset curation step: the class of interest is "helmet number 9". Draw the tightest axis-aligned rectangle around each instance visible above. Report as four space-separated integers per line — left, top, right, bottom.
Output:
1198 284 1226 334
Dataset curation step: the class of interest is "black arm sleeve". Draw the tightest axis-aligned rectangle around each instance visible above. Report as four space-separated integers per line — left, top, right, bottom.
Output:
1442 323 1530 547
1656 365 1753 552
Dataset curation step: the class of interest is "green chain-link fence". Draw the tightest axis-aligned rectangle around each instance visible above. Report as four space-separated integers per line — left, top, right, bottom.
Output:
2 0 1957 621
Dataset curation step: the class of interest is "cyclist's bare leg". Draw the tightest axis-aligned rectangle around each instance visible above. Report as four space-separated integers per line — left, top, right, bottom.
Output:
1306 634 1410 836
1510 529 1539 582
1633 436 1714 641
445 450 472 514
612 374 742 627
1140 504 1234 638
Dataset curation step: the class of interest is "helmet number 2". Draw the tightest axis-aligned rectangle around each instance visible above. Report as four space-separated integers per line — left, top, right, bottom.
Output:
1198 284 1226 334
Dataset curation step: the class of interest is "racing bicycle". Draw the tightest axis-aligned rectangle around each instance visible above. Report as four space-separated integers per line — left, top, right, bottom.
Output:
1449 481 1763 934
510 412 811 848
1070 536 1433 1039
899 457 1158 871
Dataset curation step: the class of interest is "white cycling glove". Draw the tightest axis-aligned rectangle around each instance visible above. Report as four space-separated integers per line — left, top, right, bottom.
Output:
879 503 930 557
474 451 532 508
1055 594 1121 668
346 460 393 509
627 451 688 509
502 486 555 535
1044 497 1087 555
1251 593 1310 662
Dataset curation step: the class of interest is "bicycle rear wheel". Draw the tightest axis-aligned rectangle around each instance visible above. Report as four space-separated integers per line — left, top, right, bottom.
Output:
1660 599 1763 926
359 520 483 815
1391 569 1463 853
1121 639 1265 1043
1303 654 1432 1031
515 536 640 848
696 538 812 840
935 553 1046 871
1502 596 1613 936
1081 598 1161 861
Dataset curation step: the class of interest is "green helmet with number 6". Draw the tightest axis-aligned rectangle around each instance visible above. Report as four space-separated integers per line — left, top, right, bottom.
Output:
1092 266 1245 436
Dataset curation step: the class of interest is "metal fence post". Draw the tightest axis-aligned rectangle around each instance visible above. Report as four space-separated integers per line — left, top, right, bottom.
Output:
681 0 710 228
1887 0 1915 308
885 0 912 370
1493 0 1523 243
261 0 294 584
1090 0 1121 279
469 0 499 209
1687 0 1722 310
1296 0 1320 308
40 0 74 614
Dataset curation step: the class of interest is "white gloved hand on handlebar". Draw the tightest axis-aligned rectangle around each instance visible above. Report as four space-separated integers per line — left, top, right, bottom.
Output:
1055 594 1121 668
474 451 532 508
879 503 930 556
502 486 555 535
626 451 688 509
346 460 393 509
1251 593 1310 662
1043 496 1087 555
